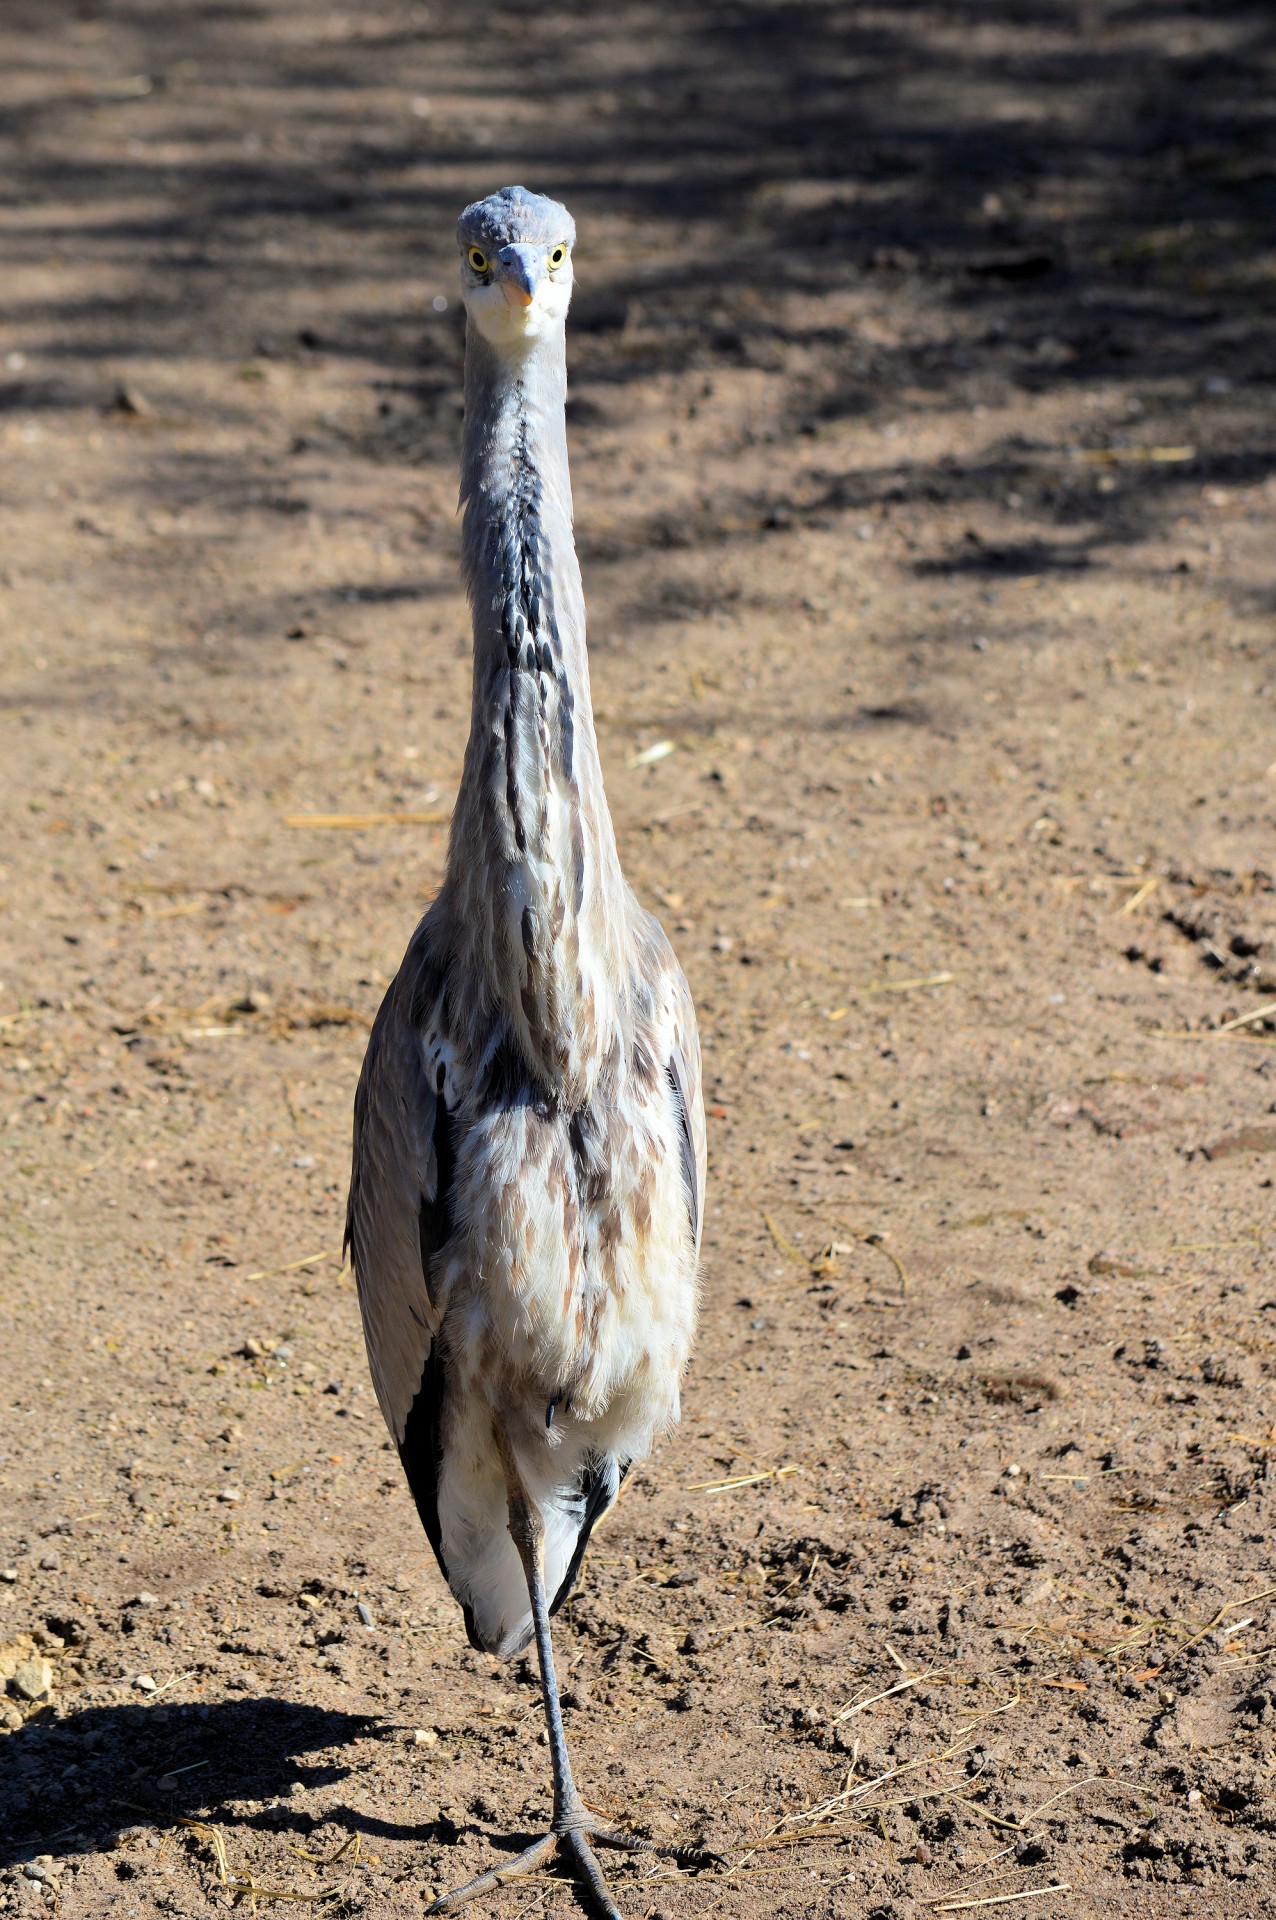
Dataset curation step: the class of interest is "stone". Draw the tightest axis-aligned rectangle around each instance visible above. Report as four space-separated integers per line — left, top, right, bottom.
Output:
10 1659 53 1702
408 1727 438 1747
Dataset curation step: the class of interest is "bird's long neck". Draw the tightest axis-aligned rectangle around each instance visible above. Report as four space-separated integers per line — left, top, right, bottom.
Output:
446 323 629 1106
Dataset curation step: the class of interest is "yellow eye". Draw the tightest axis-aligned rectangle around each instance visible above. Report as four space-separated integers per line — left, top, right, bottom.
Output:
467 246 489 274
548 244 568 270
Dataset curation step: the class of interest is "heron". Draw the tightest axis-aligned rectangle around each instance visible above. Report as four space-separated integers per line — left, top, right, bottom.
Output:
345 185 705 1918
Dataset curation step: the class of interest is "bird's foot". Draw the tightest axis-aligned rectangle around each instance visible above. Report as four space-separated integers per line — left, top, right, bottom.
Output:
426 1812 648 1919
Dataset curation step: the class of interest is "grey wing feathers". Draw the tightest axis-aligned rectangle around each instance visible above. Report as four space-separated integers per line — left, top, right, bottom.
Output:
666 968 706 1258
345 976 441 1445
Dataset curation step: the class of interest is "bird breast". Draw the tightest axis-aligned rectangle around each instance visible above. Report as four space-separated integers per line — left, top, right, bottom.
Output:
439 1077 697 1446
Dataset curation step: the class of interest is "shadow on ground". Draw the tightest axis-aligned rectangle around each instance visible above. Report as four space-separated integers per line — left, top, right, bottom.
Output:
0 1696 377 1866
1 0 1272 562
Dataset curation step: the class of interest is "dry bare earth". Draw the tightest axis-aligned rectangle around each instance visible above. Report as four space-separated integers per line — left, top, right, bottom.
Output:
2 3 1276 1917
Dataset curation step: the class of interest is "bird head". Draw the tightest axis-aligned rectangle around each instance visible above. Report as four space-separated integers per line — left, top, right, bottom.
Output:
457 185 575 352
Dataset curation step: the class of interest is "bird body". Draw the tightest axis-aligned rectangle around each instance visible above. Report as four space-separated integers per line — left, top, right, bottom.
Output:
346 186 703 1912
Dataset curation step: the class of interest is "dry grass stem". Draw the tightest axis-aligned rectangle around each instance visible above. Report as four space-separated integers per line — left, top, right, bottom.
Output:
763 1211 806 1262
931 1885 1072 1913
731 1736 983 1870
145 1668 195 1701
807 1228 908 1297
834 1668 938 1722
863 1232 908 1296
1076 443 1193 462
1118 876 1160 915
1147 1003 1276 1041
954 1692 1022 1725
1214 1000 1276 1033
1162 1586 1276 1666
687 1464 800 1494
284 811 449 829
177 1819 359 1910
863 971 956 996
242 1247 342 1283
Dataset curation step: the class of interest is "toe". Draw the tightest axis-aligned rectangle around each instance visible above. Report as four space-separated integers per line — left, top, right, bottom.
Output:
560 1829 626 1920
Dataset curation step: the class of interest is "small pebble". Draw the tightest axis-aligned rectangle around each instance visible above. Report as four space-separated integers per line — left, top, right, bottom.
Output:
1 1568 17 1583
1187 1788 1203 1808
356 1602 375 1629
132 1591 160 1608
11 1659 54 1702
219 1488 241 1504
408 1727 438 1747
134 1674 157 1693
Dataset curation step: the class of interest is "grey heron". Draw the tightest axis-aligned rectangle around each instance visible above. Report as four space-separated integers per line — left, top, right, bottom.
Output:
345 185 705 1917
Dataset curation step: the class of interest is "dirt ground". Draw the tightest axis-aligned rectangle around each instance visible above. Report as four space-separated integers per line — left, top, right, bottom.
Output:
2 3 1276 1916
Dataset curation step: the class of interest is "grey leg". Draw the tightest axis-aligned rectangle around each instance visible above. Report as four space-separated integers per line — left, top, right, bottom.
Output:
504 1467 587 1831
424 1425 646 1919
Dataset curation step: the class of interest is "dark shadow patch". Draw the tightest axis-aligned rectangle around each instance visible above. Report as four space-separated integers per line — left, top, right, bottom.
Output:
0 1697 375 1869
916 538 1094 578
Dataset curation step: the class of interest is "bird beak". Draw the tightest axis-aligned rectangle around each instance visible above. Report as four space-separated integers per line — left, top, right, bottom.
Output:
498 244 541 309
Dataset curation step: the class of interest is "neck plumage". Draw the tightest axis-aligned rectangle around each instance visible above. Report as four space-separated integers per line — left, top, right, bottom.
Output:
445 322 629 1106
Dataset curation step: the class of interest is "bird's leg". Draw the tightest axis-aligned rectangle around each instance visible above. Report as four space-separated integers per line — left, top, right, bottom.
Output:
504 1469 583 1829
426 1428 645 1919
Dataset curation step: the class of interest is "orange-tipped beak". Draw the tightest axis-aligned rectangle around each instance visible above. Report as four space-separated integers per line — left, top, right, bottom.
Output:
503 282 535 310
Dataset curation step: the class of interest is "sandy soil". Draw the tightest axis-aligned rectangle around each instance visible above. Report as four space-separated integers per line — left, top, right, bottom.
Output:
2 3 1276 1917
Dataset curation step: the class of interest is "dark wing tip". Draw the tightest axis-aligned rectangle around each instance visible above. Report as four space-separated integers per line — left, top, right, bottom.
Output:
550 1455 624 1617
